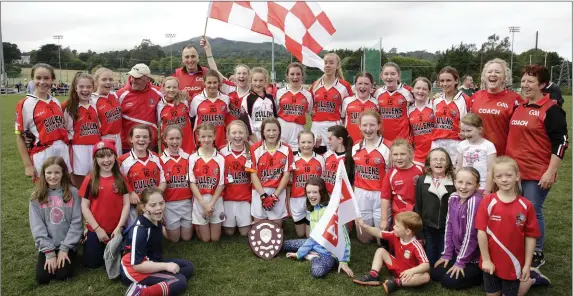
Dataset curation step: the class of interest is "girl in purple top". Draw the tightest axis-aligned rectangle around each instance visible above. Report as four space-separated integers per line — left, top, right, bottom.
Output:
430 167 483 289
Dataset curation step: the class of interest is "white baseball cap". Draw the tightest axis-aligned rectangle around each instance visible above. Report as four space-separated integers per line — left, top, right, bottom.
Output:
128 63 151 78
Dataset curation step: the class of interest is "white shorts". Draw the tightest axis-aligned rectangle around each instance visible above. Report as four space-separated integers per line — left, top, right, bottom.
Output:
31 140 71 174
431 139 460 166
355 187 381 227
71 144 94 175
278 118 304 151
251 188 287 220
102 133 122 155
289 197 307 222
222 201 252 228
311 120 341 150
165 199 193 230
192 194 225 225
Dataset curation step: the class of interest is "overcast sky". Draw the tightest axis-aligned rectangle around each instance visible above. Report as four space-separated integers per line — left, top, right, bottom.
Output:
2 2 572 60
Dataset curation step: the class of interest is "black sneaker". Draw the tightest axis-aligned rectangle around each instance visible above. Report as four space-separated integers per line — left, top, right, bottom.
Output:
352 273 381 286
383 278 399 294
531 251 545 268
530 268 551 286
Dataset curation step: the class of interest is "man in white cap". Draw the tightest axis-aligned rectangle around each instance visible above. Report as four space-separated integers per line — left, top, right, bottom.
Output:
116 63 164 153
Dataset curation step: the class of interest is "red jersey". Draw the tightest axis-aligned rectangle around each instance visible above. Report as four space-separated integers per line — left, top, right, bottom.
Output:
117 83 163 149
506 95 565 181
408 103 435 163
290 153 325 198
381 164 424 216
189 91 230 148
471 89 523 155
157 98 195 154
374 85 414 141
63 102 102 145
92 92 122 136
275 87 313 125
310 78 353 122
172 66 209 100
188 149 225 195
322 151 345 194
79 173 132 233
475 193 540 280
160 150 192 202
220 144 252 202
219 80 249 125
246 141 293 188
15 95 67 153
432 92 469 140
351 137 392 191
341 95 378 142
118 150 166 196
381 231 429 269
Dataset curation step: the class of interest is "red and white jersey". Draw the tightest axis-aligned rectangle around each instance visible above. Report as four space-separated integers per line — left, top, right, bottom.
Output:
189 91 230 148
275 87 313 125
432 91 470 140
219 144 252 202
188 149 225 196
408 103 435 163
160 150 192 202
220 80 249 125
310 77 353 122
157 98 195 154
92 92 122 136
290 153 325 198
381 164 424 216
374 85 414 142
246 141 293 188
322 151 345 194
352 137 392 191
15 95 68 153
381 231 429 269
117 84 163 148
341 95 378 142
118 150 166 196
172 66 209 101
63 101 102 145
471 89 523 155
475 193 540 280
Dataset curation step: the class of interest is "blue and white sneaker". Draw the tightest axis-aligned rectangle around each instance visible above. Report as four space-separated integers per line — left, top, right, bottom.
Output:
530 268 551 286
125 283 147 296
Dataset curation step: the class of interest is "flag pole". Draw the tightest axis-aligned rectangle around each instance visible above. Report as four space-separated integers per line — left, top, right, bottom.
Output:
204 2 212 37
271 36 275 84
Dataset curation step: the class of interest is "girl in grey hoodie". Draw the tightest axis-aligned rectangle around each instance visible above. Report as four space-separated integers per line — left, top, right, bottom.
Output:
29 156 82 285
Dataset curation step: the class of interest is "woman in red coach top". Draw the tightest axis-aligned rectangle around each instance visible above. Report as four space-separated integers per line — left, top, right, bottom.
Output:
374 62 414 142
310 53 353 154
471 58 523 155
506 64 568 268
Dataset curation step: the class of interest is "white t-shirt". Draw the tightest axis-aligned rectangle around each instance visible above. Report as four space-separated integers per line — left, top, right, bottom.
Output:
457 138 497 190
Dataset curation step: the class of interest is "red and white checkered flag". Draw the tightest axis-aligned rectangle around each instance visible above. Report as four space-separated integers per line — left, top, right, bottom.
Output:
208 1 336 71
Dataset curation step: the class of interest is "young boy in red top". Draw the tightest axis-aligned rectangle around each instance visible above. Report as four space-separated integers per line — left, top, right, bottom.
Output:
353 211 430 294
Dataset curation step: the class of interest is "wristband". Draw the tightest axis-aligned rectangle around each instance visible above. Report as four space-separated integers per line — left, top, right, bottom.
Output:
206 56 213 59
94 225 100 231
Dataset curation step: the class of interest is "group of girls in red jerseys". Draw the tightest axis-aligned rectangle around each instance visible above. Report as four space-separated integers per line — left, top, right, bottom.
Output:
18 45 567 296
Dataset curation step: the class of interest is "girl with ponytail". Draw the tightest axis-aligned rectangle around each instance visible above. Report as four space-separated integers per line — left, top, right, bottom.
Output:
322 125 355 194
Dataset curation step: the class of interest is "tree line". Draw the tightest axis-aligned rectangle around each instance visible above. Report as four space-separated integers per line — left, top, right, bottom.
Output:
3 33 569 87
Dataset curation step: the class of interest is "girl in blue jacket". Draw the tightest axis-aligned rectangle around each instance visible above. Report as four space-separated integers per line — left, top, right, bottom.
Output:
284 177 354 278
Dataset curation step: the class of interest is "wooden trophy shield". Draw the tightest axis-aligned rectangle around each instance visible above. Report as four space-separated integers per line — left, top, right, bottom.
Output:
248 220 284 260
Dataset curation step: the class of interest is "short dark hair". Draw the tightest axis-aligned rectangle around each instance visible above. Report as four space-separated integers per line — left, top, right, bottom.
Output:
521 64 550 87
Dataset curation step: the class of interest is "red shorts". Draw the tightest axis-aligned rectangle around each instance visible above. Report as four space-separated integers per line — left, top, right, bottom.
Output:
384 255 408 278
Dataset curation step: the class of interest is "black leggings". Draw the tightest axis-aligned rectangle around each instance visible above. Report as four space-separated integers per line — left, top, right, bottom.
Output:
121 258 194 296
36 250 77 285
430 260 482 290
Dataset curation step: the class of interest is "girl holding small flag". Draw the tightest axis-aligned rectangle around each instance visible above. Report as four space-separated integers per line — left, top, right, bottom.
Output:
284 177 354 278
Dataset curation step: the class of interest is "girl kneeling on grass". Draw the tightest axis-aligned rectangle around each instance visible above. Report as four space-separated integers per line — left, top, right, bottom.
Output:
431 167 482 289
121 188 194 296
80 139 131 268
160 126 194 243
284 177 354 278
29 156 82 285
189 123 226 242
220 120 253 236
